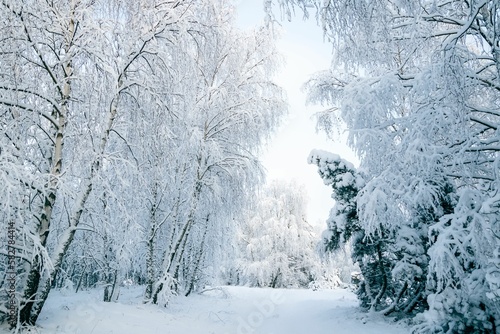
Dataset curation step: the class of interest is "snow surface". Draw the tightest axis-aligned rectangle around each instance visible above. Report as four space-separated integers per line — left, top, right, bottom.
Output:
31 286 407 334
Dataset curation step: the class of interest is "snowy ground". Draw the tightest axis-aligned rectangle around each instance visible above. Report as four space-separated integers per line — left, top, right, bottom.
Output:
29 286 406 334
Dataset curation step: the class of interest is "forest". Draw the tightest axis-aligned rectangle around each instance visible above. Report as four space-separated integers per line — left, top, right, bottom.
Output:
0 0 499 333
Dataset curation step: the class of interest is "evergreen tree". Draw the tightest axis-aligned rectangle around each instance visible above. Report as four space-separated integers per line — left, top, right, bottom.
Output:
308 150 394 312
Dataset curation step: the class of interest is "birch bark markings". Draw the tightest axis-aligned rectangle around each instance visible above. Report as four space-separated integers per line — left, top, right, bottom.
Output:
1 0 286 325
31 3 188 320
0 0 193 325
3 1 77 324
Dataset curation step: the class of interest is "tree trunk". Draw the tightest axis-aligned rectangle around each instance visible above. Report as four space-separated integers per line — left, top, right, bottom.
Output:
18 8 74 324
152 182 202 303
371 243 388 311
144 183 158 302
270 269 281 288
19 260 43 325
184 215 210 296
144 233 156 301
24 84 121 324
75 264 87 293
103 270 118 302
381 281 408 316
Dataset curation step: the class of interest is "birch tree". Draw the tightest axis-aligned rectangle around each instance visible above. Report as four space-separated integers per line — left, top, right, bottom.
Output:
151 1 286 303
0 0 194 326
0 0 285 327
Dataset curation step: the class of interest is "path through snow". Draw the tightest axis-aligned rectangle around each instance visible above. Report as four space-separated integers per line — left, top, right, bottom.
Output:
34 286 406 334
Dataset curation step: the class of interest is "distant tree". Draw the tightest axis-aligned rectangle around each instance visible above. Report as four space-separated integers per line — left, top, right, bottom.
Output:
233 180 320 288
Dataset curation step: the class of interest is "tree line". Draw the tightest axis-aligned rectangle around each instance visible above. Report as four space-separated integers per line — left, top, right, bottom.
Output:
0 0 286 328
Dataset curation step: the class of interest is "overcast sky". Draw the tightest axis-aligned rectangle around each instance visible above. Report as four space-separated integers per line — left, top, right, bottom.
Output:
236 1 358 225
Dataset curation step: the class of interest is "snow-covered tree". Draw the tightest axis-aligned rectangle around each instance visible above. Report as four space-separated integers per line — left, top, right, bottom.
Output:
308 150 392 311
269 0 500 331
232 180 320 288
148 1 285 303
0 0 286 327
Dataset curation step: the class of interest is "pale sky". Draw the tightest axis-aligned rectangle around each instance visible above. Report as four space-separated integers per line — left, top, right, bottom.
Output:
236 1 358 225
